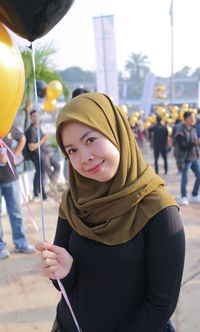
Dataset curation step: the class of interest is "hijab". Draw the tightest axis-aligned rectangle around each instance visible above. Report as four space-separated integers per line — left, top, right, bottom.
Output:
56 93 178 245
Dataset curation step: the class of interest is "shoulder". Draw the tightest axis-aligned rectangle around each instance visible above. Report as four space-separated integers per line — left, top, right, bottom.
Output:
143 206 183 240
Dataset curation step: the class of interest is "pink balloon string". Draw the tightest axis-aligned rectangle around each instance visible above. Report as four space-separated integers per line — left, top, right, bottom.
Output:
0 139 38 232
54 272 82 332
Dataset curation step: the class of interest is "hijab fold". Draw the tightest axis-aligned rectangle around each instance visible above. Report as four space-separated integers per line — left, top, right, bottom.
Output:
56 93 178 245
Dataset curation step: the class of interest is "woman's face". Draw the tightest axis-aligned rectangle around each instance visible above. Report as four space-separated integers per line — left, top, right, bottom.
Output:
61 122 120 182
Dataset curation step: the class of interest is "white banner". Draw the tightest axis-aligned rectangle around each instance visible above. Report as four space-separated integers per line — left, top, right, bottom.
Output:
140 72 156 116
93 15 119 104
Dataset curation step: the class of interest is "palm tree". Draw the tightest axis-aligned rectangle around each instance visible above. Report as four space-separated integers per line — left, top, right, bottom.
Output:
20 43 70 131
125 53 151 81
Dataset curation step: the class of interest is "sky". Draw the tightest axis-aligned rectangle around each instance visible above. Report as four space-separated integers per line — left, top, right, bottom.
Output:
11 0 200 77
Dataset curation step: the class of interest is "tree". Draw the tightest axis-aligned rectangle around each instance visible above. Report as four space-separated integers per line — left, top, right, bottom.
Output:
174 66 191 78
124 53 151 99
125 53 151 81
191 67 200 78
20 43 70 131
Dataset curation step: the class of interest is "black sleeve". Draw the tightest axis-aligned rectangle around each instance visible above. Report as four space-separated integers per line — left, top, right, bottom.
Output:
118 206 185 332
52 217 76 292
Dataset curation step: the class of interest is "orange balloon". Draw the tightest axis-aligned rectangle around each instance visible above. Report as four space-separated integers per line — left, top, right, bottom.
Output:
0 23 25 138
46 80 63 100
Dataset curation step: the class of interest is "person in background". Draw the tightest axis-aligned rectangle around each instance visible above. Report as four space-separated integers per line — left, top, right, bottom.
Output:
175 111 200 206
25 110 49 202
150 115 169 175
0 124 35 259
36 93 185 332
72 87 89 98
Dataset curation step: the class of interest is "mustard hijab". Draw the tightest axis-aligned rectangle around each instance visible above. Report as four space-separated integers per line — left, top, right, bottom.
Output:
56 93 178 245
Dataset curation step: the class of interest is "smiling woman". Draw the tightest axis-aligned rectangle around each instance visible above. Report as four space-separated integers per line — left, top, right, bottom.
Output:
35 92 185 332
60 122 120 182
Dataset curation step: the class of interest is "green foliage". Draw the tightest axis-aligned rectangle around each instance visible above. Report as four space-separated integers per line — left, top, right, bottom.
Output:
20 43 70 108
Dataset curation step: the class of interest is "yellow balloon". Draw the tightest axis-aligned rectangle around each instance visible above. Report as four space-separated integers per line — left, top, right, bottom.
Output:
179 110 185 121
192 108 197 115
164 113 170 121
43 98 57 112
172 106 179 113
157 85 167 91
134 112 140 118
46 80 63 100
182 103 188 111
167 118 174 125
144 122 151 129
0 23 25 138
167 126 173 136
129 116 137 126
157 108 166 117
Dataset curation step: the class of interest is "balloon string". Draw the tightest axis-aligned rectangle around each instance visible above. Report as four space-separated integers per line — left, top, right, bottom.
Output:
54 272 82 332
29 44 81 331
30 42 46 241
0 139 38 231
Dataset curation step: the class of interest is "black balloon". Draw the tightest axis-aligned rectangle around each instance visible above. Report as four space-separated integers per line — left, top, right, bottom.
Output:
36 80 47 98
0 0 75 41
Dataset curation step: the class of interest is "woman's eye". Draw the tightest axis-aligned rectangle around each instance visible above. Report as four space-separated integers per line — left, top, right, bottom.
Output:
86 137 96 145
67 148 77 155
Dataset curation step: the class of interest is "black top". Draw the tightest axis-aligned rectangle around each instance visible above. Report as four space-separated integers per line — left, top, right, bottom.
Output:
150 124 168 150
25 124 46 160
0 125 23 184
52 206 185 332
175 124 199 161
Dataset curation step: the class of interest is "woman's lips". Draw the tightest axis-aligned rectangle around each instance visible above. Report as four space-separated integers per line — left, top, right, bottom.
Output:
87 160 104 174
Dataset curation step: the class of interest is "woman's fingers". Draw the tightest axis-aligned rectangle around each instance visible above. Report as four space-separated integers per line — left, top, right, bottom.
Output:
35 241 66 256
43 265 58 278
42 250 57 260
42 258 57 269
35 241 52 252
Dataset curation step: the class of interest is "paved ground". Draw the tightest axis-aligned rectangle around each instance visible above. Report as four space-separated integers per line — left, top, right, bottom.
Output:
0 148 200 332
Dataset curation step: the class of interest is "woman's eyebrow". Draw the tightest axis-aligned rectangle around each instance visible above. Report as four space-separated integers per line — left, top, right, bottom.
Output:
63 130 95 149
80 130 95 142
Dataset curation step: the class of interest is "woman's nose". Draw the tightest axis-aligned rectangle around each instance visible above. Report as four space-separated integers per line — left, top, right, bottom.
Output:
80 149 94 164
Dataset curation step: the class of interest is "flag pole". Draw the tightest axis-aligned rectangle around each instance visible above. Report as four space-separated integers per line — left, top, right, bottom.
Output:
170 0 175 105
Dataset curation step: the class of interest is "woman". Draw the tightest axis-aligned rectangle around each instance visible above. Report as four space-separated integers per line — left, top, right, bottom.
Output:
36 93 185 332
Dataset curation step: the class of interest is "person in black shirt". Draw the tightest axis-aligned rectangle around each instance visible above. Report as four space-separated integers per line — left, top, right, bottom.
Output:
36 93 185 332
25 110 49 201
0 125 35 259
150 115 169 175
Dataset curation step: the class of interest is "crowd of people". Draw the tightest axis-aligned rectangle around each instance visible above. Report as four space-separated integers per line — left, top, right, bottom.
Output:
129 107 200 207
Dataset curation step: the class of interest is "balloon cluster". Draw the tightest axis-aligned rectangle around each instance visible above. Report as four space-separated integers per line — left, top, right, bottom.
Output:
0 0 75 138
37 80 63 113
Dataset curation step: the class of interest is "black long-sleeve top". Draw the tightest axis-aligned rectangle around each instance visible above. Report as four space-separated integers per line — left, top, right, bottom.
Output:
52 206 185 332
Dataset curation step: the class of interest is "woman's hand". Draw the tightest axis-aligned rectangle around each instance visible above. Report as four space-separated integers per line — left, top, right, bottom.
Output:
35 241 73 280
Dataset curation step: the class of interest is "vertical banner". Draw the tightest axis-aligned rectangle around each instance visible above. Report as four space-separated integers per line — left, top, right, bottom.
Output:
93 15 119 104
140 72 156 116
